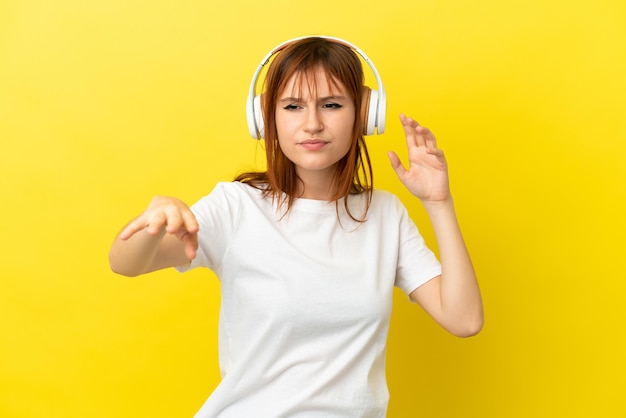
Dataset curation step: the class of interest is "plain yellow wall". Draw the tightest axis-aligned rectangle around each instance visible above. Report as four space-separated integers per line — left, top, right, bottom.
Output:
1 0 625 417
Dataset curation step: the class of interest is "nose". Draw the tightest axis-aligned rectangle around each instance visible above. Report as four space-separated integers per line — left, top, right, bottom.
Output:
303 107 324 134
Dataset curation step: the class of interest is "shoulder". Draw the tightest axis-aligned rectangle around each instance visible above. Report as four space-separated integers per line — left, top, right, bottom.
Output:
201 181 264 201
362 189 414 228
370 189 405 211
338 189 406 225
190 182 264 215
372 188 400 202
214 180 260 194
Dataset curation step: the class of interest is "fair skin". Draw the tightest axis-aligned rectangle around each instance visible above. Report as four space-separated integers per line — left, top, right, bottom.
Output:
275 69 355 199
388 115 483 337
109 71 483 337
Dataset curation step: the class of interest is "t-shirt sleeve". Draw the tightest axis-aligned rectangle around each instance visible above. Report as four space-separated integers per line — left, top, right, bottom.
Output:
175 182 239 274
393 200 442 298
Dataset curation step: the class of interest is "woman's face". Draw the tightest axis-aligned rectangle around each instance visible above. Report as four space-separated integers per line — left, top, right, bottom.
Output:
275 68 355 183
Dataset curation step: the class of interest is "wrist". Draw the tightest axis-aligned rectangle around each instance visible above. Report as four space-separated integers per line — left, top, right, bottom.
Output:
422 197 455 214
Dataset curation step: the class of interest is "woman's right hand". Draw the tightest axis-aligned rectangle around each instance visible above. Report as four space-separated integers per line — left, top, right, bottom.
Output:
119 196 199 261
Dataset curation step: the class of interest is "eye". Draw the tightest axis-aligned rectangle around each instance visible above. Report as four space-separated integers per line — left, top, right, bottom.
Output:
283 104 301 111
322 103 343 109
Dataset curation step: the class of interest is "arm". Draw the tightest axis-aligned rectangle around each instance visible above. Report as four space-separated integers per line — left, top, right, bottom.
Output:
108 196 199 277
388 114 483 337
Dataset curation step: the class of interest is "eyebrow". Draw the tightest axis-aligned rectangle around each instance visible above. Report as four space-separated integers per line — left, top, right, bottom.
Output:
278 95 348 103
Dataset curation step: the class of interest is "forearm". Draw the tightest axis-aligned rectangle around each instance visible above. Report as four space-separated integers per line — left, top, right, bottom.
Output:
109 227 167 277
423 198 484 335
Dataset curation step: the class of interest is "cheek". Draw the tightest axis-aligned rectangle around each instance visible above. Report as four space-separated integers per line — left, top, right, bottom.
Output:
275 124 292 156
275 112 294 138
338 115 356 144
340 106 356 135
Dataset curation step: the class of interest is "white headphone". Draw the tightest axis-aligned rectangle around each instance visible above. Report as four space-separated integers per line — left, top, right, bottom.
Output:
246 36 387 140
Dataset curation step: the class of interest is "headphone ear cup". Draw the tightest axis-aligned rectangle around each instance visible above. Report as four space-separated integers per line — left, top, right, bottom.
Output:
375 88 386 134
360 87 372 136
246 93 262 139
253 95 264 139
361 87 379 136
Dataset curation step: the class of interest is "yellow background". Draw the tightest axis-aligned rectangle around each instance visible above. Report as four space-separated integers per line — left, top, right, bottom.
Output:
1 0 625 416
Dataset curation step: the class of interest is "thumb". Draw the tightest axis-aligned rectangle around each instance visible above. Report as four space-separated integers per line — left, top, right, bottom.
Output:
387 151 406 178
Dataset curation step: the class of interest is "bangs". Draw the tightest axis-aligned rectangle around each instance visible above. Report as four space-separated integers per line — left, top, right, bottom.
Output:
279 66 346 101
270 38 363 104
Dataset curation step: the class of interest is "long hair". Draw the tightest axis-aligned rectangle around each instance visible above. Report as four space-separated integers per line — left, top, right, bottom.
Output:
235 37 373 221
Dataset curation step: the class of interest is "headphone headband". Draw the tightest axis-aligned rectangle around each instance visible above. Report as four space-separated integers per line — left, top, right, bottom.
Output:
246 35 387 139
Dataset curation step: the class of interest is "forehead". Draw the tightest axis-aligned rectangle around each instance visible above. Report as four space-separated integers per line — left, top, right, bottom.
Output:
280 67 348 98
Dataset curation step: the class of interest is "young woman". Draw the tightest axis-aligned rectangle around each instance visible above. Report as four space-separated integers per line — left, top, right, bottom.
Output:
109 36 483 418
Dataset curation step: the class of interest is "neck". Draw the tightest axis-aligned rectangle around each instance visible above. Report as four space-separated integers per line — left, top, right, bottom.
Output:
296 168 337 201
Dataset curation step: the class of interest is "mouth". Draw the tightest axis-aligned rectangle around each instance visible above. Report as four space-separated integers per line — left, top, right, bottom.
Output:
298 139 329 151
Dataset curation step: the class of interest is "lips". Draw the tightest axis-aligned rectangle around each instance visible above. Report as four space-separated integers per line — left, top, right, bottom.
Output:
299 139 329 151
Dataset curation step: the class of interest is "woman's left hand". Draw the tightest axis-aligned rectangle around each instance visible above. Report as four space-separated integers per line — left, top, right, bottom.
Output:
387 114 451 204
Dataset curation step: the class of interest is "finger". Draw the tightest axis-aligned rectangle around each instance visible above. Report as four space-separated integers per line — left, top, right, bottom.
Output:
400 113 418 128
419 126 438 152
181 210 199 234
401 113 438 151
400 114 427 148
426 146 445 160
414 124 435 150
162 208 184 234
399 114 417 148
387 151 407 179
181 232 198 260
145 212 168 235
119 215 150 240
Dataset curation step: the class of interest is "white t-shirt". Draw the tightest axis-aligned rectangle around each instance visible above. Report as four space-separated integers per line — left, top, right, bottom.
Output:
178 182 441 418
